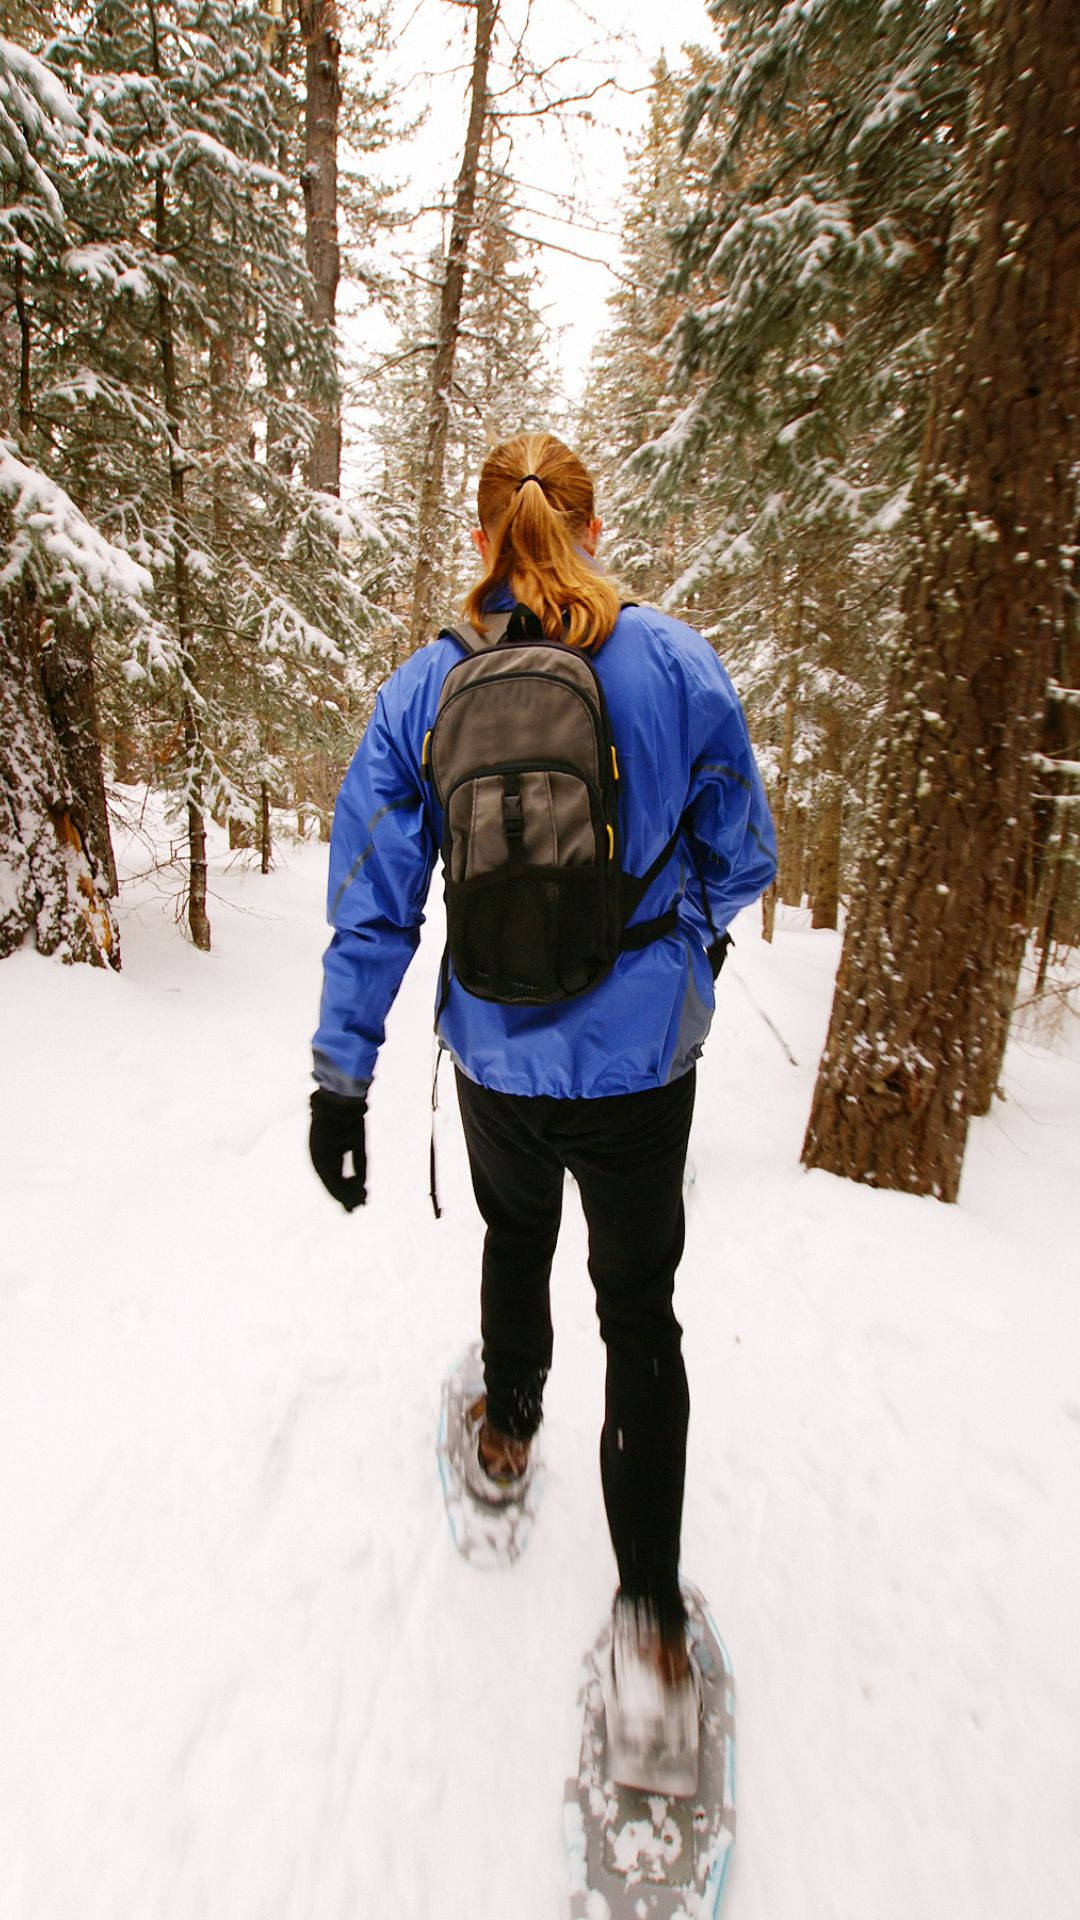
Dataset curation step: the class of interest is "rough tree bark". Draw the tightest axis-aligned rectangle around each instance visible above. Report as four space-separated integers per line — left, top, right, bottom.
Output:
406 0 498 657
0 581 119 967
39 613 118 896
802 0 1080 1201
298 0 341 499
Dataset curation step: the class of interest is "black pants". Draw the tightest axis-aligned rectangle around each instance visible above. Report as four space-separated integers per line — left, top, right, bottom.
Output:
455 1066 696 1634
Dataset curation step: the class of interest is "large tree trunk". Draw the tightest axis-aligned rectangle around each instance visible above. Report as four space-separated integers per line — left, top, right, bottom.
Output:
802 0 1080 1202
38 608 118 900
0 581 119 967
407 0 498 657
299 0 341 499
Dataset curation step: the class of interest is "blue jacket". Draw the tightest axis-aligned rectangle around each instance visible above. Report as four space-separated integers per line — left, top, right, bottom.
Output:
313 597 777 1099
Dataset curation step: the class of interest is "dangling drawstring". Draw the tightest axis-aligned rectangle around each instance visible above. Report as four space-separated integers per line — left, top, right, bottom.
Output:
429 1039 446 1218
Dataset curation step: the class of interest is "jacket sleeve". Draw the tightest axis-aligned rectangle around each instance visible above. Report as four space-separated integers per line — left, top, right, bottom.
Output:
680 648 777 944
312 672 438 1096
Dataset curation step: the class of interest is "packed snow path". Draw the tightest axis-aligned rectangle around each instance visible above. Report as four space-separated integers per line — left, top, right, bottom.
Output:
1 796 1078 1920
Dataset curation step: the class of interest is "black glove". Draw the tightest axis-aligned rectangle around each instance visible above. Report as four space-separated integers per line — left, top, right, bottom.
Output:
706 931 732 980
309 1088 368 1211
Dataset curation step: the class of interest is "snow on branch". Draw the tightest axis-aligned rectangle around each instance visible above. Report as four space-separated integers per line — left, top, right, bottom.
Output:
62 244 153 300
166 128 286 197
236 560 345 667
304 490 387 551
0 37 79 138
0 439 152 612
0 37 81 231
1032 754 1080 778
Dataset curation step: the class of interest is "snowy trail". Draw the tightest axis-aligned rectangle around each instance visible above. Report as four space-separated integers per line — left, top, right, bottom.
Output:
1 798 1078 1920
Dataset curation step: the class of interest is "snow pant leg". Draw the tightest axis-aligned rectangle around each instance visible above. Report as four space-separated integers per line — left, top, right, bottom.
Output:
455 1069 563 1441
562 1070 695 1638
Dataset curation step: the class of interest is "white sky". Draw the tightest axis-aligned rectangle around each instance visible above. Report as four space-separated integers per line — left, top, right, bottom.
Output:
358 0 720 402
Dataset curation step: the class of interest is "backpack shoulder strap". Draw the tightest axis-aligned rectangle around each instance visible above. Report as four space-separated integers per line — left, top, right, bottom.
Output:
442 602 635 656
438 610 514 655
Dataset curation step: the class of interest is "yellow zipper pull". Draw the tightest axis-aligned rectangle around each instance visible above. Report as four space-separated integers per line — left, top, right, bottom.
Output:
611 744 620 782
607 824 615 859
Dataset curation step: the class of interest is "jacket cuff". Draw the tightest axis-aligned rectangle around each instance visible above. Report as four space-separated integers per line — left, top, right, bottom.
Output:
312 1052 372 1100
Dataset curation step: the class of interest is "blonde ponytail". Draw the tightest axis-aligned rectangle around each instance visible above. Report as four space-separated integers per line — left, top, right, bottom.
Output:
463 433 621 649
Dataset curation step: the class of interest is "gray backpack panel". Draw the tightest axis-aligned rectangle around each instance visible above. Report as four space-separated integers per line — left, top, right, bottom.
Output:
426 604 683 1007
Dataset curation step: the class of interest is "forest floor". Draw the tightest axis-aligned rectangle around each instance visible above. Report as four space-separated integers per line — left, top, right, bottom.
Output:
1 790 1078 1920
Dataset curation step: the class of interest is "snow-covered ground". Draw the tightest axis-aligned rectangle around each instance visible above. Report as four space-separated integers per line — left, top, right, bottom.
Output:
2 793 1078 1920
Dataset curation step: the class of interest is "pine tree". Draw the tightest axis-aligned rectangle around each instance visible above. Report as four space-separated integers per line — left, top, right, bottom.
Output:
579 45 896 928
0 25 148 966
633 0 972 578
578 52 717 610
43 0 388 941
801 0 1080 1200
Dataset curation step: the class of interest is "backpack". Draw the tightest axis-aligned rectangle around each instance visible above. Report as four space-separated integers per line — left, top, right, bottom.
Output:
422 602 684 1005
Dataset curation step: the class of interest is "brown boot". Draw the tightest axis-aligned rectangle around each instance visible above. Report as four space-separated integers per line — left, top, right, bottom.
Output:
463 1395 533 1505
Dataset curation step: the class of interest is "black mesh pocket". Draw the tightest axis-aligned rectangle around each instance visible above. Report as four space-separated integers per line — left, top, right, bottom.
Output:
446 865 617 1004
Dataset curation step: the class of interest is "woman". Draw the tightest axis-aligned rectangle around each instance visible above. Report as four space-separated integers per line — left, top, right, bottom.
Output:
309 432 776 1793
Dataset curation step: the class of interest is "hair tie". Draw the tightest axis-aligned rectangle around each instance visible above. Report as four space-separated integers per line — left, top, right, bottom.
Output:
515 474 545 493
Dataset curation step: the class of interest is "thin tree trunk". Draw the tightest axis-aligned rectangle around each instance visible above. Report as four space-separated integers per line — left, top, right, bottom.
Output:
970 917 1028 1114
112 728 138 785
407 0 498 657
810 559 851 933
260 780 272 874
802 0 1080 1201
304 748 336 841
13 250 32 437
265 10 294 478
969 626 1078 1107
779 805 806 907
149 0 210 952
298 0 341 499
764 648 800 942
810 770 842 931
209 319 235 551
1033 882 1058 997
811 622 844 933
